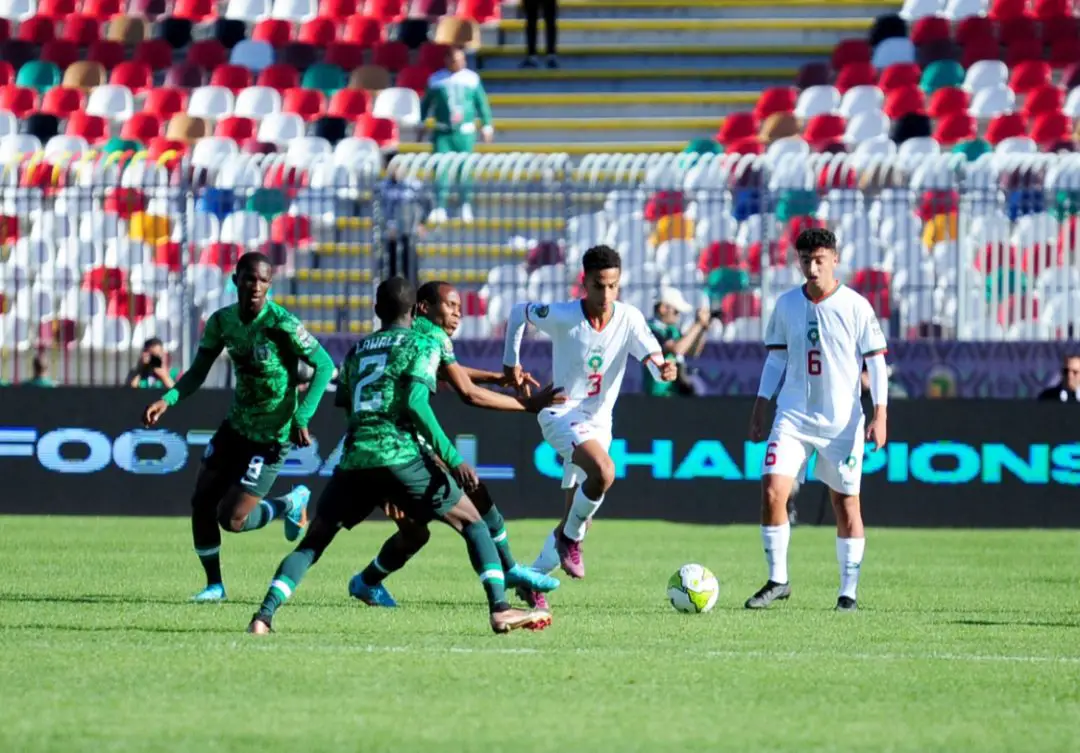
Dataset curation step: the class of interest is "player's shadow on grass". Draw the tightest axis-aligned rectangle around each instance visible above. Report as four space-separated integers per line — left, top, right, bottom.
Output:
950 618 1080 629
0 593 260 607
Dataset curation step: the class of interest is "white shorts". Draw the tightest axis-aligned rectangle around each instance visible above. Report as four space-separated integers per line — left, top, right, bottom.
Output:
762 420 865 495
537 408 613 489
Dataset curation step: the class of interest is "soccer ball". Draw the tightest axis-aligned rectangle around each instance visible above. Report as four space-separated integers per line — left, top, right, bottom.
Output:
666 564 719 613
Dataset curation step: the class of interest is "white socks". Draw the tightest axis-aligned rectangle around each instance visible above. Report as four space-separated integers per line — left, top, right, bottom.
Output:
532 531 559 575
836 537 865 600
761 523 791 584
563 486 604 541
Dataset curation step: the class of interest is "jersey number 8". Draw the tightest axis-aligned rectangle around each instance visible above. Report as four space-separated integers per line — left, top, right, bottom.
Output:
352 354 388 412
807 349 822 376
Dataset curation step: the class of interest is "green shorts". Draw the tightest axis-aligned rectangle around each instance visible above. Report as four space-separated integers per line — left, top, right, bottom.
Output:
317 454 463 529
202 421 289 499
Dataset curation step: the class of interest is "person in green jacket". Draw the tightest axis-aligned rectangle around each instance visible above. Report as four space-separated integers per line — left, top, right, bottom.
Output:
419 47 494 225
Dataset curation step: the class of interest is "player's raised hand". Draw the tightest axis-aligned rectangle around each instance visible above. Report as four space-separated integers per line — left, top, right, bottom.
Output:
291 424 313 447
659 361 678 382
866 410 887 450
450 461 480 493
523 384 566 413
142 399 168 428
502 364 529 396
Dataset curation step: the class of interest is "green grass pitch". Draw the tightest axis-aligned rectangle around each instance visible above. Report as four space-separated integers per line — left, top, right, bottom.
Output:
1 516 1078 753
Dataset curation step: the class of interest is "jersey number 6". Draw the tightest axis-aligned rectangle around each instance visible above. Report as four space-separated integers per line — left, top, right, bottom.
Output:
586 373 602 397
807 349 822 376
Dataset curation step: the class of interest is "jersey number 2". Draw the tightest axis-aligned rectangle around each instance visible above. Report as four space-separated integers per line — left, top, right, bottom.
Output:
352 354 388 412
586 373 602 397
807 350 822 376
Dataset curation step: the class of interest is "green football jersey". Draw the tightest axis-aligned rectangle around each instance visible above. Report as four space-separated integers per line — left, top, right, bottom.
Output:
197 301 323 445
336 327 441 470
412 316 457 370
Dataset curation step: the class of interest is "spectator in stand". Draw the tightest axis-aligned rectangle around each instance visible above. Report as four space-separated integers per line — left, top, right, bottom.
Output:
23 354 54 387
645 288 710 397
521 0 558 69
127 337 177 389
1037 354 1080 402
377 163 430 280
420 47 494 225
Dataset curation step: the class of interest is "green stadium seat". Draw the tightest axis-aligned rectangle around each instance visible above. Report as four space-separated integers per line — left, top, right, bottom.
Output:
301 63 347 96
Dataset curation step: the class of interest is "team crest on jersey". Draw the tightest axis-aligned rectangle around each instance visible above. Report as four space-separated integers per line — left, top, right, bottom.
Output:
587 348 604 372
253 343 271 362
843 455 858 468
533 304 550 319
807 321 820 346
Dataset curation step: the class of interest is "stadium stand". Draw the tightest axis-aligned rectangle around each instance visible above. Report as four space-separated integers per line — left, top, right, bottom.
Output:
3 0 1080 386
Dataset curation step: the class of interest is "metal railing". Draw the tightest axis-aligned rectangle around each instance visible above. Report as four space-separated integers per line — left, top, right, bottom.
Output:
4 148 1080 385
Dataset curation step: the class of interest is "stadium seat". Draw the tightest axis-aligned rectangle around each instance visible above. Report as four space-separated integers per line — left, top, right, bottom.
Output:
282 87 325 121
18 16 56 45
165 113 211 143
327 87 370 118
1023 85 1065 119
928 86 969 118
41 86 83 119
272 0 318 22
144 88 188 120
133 39 173 72
1006 38 1044 68
231 40 276 73
188 86 236 120
211 64 255 93
253 19 292 48
945 0 985 19
911 15 951 45
1010 61 1052 93
16 61 61 94
367 0 406 22
299 18 337 46
835 63 877 94
845 110 890 143
1000 16 1038 47
0 85 37 118
191 136 238 168
188 40 228 71
986 112 1028 144
355 113 398 148
934 112 977 145
1031 112 1072 146
107 16 148 46
212 18 246 50
325 42 365 72
418 42 451 72
794 62 830 91
350 64 391 91
921 60 965 94
885 85 927 118
227 0 272 21
968 84 1015 118
120 112 161 143
872 37 917 70
372 41 410 72
173 0 215 21
301 63 347 95
396 65 432 95
257 63 301 93
66 111 108 144
372 87 420 127
41 40 79 71
236 86 282 118
343 15 384 47
87 40 125 71
110 62 152 94
1 40 38 71
215 115 257 142
257 111 306 144
158 16 194 49
794 85 840 119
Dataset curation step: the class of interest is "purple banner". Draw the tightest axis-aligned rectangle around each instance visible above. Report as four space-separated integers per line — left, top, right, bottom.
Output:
319 337 1075 399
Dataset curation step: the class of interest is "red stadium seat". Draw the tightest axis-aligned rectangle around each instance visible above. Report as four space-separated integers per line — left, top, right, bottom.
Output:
753 86 797 123
83 0 123 19
719 292 762 324
299 18 337 46
355 113 398 147
282 87 325 120
18 16 55 44
147 136 187 160
999 17 1038 47
395 65 431 95
986 112 1028 144
188 40 228 71
745 241 779 274
364 0 405 22
934 112 977 145
40 40 79 71
133 39 174 72
87 40 125 70
152 242 181 273
928 86 968 118
38 0 75 18
324 42 365 71
1048 38 1080 68
0 85 37 118
253 20 292 48
0 61 11 87
257 64 300 93
1040 14 1080 44
1030 111 1072 146
343 15 384 47
1010 60 1052 93
82 266 128 296
173 0 214 21
643 190 686 221
327 87 371 117
215 115 257 141
817 162 857 191
794 62 830 90
372 41 409 72
270 214 312 246
110 61 153 94
726 136 763 154
961 37 1001 69
911 16 951 45
831 39 872 71
143 87 187 119
955 15 996 45
199 243 243 269
61 14 100 46
716 111 756 145
40 86 84 118
120 112 161 142
66 110 109 144
1032 0 1074 19
210 64 254 92
884 85 926 118
878 62 921 92
103 187 146 218
319 0 357 21
457 0 497 22
107 292 154 322
849 268 892 318
697 241 741 274
0 20 9 46
1023 84 1064 118
834 62 876 94
1005 37 1043 67
989 0 1027 20
418 42 451 71
1061 62 1080 89
39 318 79 349
803 114 846 148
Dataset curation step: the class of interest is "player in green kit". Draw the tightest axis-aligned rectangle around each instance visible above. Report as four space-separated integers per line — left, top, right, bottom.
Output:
348 280 562 607
247 278 552 635
142 252 335 603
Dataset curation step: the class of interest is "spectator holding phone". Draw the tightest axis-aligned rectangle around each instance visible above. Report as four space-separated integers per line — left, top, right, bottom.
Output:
127 337 177 389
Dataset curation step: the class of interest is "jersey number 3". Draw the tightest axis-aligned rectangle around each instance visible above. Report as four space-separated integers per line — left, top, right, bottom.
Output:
807 349 822 376
586 373 602 397
352 354 388 412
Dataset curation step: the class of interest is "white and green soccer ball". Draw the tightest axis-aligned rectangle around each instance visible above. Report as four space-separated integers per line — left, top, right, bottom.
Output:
666 564 719 613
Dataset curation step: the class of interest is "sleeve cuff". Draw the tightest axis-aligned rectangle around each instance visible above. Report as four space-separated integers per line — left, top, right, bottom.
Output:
162 389 179 406
481 125 494 136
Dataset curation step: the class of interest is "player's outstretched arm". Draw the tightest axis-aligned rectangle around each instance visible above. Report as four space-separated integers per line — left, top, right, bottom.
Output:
405 380 478 491
442 362 527 411
292 344 335 429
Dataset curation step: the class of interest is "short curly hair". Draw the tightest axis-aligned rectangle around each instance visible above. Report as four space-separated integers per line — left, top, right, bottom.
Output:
794 227 837 254
582 244 622 274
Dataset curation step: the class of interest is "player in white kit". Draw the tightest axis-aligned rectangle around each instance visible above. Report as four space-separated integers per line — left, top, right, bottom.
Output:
747 228 888 612
502 245 677 608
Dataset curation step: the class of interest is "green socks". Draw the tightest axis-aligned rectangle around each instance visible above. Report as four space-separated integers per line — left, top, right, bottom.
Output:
256 547 316 621
460 520 508 611
481 504 517 572
240 497 289 532
360 533 415 586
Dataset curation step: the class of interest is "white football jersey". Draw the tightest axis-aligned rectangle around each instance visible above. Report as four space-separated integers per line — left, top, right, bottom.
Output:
522 300 662 421
765 284 887 438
